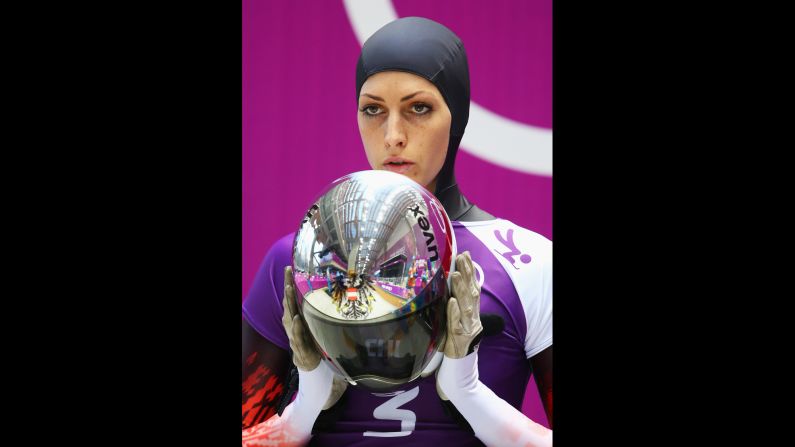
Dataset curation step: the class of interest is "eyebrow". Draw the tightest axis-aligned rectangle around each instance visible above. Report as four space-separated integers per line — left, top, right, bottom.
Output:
360 91 430 102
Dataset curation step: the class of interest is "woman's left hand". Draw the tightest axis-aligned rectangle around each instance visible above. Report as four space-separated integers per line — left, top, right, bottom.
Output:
443 251 484 359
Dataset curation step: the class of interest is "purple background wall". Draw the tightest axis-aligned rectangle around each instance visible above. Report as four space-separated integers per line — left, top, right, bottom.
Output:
243 0 551 427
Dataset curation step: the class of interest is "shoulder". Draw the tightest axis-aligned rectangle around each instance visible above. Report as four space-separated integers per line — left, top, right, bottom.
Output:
242 232 296 349
269 232 295 259
256 232 295 275
454 219 552 357
244 232 295 305
454 218 551 269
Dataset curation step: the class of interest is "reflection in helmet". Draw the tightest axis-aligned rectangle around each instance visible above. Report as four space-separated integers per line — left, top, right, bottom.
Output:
292 171 454 390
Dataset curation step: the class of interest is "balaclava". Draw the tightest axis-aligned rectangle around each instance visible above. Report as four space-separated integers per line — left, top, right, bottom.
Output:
355 17 494 222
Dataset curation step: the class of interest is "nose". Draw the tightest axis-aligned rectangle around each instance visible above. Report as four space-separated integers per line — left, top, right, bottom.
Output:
384 113 407 151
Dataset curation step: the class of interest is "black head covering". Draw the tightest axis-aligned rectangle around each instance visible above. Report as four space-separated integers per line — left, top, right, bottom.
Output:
355 17 493 221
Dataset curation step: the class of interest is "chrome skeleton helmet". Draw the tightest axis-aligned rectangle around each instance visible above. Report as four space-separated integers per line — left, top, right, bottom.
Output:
292 170 456 390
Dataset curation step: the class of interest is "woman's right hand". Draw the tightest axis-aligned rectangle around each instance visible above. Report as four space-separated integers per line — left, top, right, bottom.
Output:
282 266 347 410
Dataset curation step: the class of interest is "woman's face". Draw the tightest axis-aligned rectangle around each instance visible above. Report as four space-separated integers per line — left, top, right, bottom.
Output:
357 71 452 192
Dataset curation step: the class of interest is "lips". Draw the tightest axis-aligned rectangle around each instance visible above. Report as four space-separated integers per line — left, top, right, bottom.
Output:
383 157 414 174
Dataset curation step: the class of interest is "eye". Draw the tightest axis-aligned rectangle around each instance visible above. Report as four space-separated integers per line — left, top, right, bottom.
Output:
360 105 383 116
411 103 431 114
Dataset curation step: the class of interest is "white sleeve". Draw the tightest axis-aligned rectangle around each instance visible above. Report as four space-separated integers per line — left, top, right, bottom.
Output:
437 351 552 447
241 361 334 446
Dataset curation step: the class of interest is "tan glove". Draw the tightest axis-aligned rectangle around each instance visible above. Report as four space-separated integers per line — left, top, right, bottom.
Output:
437 251 484 401
282 266 347 410
443 252 484 359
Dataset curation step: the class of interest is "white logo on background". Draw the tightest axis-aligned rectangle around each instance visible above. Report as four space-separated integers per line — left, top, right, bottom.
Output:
363 386 420 437
472 259 485 289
